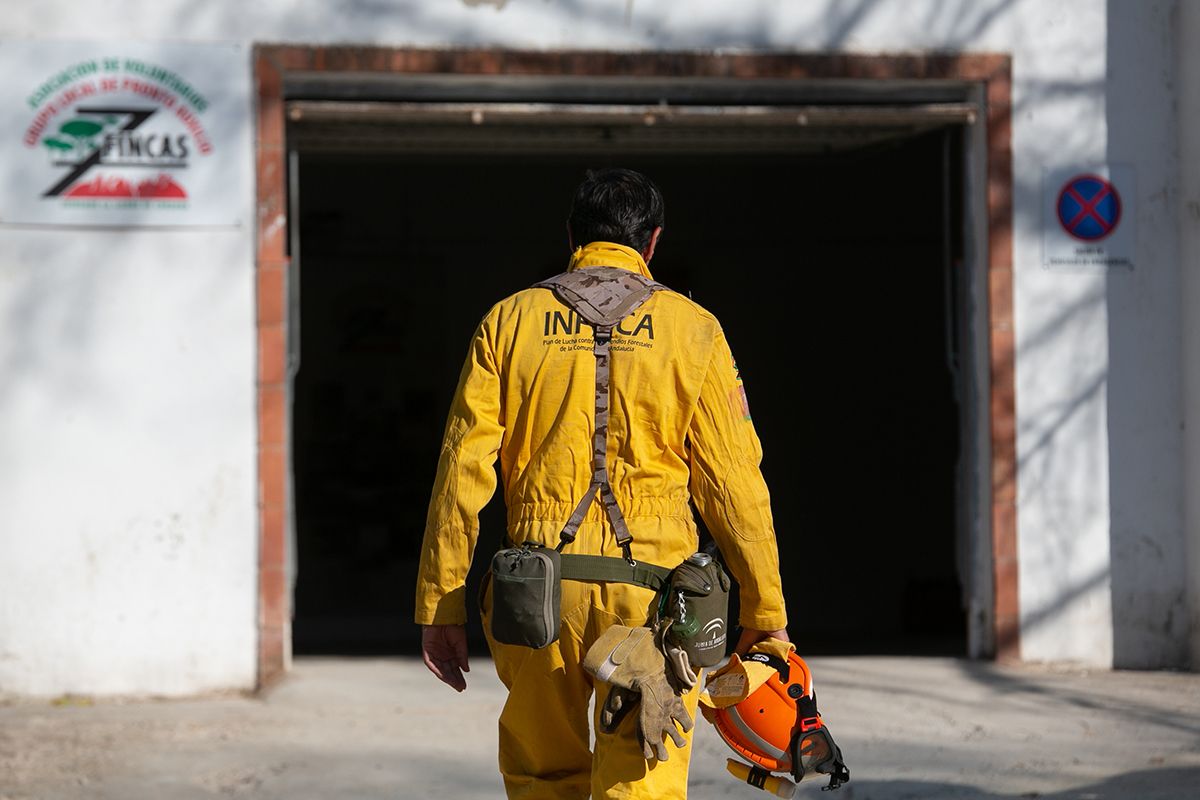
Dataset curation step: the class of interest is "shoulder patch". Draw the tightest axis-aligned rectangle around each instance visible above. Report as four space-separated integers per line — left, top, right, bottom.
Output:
731 357 751 421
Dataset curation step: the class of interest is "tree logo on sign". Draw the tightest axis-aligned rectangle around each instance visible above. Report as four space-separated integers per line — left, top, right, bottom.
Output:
39 107 189 200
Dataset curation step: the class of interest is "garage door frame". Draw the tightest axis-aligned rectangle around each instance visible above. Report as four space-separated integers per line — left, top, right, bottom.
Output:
251 45 1015 687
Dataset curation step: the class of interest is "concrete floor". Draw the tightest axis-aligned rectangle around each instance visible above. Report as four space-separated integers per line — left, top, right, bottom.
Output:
1 656 1198 799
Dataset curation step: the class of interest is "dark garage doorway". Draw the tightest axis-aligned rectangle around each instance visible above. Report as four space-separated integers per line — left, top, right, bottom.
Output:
288 113 970 656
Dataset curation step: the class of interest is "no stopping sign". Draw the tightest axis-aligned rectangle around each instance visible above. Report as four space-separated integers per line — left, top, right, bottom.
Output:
1056 174 1122 241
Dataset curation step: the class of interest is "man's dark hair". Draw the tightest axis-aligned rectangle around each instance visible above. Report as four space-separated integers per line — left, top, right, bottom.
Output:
567 168 665 253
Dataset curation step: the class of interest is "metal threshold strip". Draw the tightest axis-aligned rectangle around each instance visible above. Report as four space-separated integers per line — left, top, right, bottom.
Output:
287 100 978 128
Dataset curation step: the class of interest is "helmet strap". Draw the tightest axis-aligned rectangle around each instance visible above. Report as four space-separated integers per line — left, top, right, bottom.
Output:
741 651 790 683
744 765 772 790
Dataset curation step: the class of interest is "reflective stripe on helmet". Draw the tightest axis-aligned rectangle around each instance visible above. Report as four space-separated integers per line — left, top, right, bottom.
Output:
726 705 789 763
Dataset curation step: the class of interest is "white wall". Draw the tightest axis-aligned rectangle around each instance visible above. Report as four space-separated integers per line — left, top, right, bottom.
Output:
0 0 1188 685
0 0 1086 54
0 232 258 695
1180 0 1200 671
1103 0 1187 669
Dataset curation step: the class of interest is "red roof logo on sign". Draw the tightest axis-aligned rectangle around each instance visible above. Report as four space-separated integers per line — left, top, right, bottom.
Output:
64 175 134 197
135 174 187 198
63 173 187 199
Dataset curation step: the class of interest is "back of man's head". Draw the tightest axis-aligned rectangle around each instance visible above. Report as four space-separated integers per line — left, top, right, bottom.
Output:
567 168 665 254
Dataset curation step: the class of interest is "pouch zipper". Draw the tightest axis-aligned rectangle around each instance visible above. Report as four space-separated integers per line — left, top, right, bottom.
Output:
527 549 555 647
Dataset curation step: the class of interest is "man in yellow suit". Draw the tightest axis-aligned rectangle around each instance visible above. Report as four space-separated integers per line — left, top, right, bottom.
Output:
416 168 788 799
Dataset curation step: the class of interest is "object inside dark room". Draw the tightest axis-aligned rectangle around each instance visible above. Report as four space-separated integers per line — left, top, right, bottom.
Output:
290 127 965 656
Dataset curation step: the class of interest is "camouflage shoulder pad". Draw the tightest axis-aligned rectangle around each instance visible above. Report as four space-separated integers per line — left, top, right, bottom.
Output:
535 267 666 328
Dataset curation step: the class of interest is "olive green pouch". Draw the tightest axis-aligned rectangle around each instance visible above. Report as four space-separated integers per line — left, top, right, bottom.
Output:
489 542 562 649
663 556 731 668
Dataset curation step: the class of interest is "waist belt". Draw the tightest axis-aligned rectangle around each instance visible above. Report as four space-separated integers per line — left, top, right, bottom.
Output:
559 554 673 591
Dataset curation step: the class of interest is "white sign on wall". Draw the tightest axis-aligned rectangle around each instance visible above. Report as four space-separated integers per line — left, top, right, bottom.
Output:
1042 165 1135 270
0 41 246 227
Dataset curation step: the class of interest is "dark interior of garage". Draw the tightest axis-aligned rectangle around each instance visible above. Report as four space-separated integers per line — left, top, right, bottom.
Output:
289 122 966 656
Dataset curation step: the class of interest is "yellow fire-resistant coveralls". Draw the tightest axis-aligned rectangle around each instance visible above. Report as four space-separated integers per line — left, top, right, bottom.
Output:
415 242 787 799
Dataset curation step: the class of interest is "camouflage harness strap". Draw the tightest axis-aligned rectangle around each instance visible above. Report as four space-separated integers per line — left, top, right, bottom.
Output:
535 266 666 568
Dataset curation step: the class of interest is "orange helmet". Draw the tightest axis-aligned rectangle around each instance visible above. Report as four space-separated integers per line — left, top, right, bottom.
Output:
709 650 850 790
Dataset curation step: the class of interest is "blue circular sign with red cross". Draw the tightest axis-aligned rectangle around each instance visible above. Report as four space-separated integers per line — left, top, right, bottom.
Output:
1057 174 1122 241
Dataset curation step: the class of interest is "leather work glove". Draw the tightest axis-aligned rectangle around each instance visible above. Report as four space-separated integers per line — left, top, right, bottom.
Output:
583 624 694 762
598 685 639 733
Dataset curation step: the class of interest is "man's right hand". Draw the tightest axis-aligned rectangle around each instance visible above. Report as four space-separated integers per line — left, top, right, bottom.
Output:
421 624 470 692
734 627 790 656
